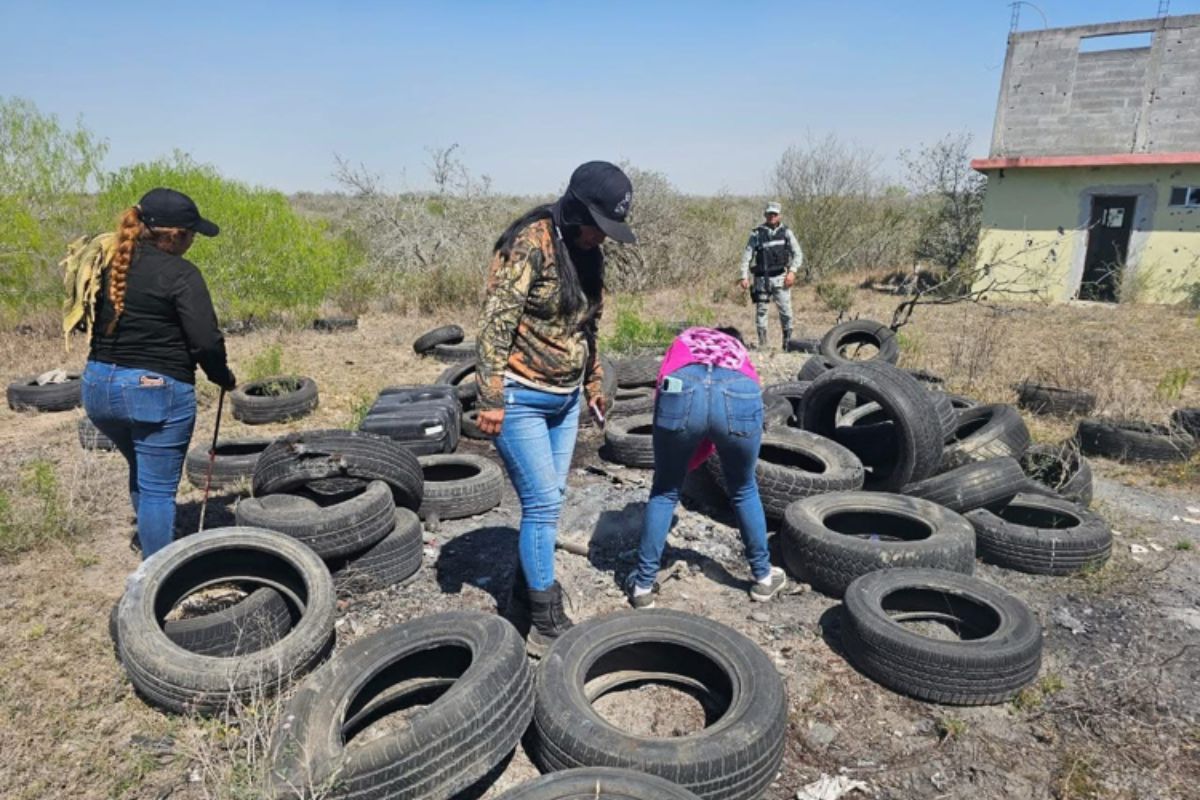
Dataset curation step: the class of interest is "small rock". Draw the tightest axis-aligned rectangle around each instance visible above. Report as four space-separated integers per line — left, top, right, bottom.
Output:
750 612 770 623
1130 544 1149 554
931 771 949 790
807 722 838 746
1148 542 1164 552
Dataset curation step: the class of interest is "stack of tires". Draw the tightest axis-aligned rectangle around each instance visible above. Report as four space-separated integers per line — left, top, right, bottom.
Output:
772 356 1113 706
413 323 476 364
266 609 786 800
245 429 426 595
357 384 461 455
110 527 337 715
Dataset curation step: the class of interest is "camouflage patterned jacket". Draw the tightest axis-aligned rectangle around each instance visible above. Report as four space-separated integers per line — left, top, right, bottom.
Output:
476 218 604 411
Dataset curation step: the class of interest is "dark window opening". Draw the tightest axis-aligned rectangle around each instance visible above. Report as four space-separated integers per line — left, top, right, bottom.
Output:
1169 187 1200 208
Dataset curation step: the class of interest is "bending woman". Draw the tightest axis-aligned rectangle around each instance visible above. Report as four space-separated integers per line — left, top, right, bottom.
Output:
475 161 635 656
83 188 236 559
628 326 787 608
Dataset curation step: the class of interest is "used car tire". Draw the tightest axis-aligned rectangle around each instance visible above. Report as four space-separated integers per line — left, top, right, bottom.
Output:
432 340 477 364
235 481 395 560
1172 407 1200 439
797 356 838 382
185 437 274 491
941 404 1031 471
462 407 490 440
841 568 1043 705
79 416 117 451
253 429 424 512
110 586 295 660
603 414 655 469
785 337 821 354
7 373 82 412
311 316 358 332
819 319 900 366
799 362 944 491
436 361 479 406
530 609 786 800
708 428 864 519
1020 443 1094 508
267 611 532 800
1012 381 1095 417
611 386 655 418
417 454 504 520
965 493 1112 575
763 393 794 429
230 376 319 425
413 323 465 354
763 380 812 421
495 769 703 800
115 527 336 714
782 491 975 597
612 356 661 389
945 393 981 411
1077 417 1197 463
327 509 424 595
901 457 1027 514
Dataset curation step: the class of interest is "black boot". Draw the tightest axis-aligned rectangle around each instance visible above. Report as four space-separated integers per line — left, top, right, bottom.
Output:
501 563 532 637
756 328 768 350
526 581 574 658
782 326 793 350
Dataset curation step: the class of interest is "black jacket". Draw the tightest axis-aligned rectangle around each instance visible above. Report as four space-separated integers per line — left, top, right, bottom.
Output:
89 243 235 387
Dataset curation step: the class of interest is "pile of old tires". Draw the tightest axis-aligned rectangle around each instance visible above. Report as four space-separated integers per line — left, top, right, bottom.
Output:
265 608 784 800
244 429 427 595
110 527 337 714
413 322 477 363
358 384 461 454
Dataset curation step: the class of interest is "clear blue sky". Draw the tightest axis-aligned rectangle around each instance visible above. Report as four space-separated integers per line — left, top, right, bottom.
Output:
3 0 1197 195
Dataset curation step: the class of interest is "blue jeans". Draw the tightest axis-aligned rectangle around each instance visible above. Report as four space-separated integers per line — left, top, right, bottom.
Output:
634 363 770 588
82 360 197 558
493 379 581 591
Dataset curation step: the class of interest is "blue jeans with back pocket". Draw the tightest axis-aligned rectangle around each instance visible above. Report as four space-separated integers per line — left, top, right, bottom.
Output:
634 362 770 588
82 360 197 558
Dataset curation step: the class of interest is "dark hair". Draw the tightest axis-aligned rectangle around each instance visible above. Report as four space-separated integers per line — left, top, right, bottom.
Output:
493 197 604 323
715 326 745 345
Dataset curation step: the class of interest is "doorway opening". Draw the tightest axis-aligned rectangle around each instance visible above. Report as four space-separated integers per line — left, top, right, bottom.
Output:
1079 196 1136 302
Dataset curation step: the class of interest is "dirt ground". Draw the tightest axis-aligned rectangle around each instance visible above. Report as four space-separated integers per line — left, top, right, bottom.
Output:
1 286 1198 800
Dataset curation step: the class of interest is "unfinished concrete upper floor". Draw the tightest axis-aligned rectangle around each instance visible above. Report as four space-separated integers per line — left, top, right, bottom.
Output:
990 14 1200 158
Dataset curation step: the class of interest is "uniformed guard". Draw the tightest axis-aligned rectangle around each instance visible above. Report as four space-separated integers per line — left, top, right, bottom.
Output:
738 201 804 349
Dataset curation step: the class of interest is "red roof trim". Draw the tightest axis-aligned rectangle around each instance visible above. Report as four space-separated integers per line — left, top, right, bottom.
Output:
971 152 1200 171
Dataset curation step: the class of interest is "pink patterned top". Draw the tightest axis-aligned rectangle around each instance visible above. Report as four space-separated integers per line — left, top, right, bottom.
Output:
656 327 761 471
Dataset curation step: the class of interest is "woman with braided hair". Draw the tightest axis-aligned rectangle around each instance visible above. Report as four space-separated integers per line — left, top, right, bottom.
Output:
82 188 235 558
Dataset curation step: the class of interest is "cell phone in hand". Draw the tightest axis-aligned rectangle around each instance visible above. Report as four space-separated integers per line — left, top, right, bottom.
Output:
590 401 605 426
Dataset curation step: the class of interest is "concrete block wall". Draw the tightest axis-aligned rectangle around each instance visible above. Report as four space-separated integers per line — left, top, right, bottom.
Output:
991 14 1200 157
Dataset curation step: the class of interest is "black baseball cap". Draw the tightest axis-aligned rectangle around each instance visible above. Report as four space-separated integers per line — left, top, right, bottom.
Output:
566 161 636 244
136 188 219 237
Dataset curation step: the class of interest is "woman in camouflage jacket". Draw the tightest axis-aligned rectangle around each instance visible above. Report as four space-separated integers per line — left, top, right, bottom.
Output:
477 161 636 656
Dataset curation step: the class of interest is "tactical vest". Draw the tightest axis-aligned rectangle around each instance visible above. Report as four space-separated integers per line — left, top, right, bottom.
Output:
753 225 793 277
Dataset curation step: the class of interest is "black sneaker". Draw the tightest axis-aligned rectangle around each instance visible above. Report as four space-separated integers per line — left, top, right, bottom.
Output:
625 574 656 610
750 567 787 602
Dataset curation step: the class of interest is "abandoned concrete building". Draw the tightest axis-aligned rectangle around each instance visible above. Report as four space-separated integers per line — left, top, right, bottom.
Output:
971 13 1200 304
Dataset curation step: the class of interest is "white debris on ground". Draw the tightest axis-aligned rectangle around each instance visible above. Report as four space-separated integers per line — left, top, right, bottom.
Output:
796 774 871 800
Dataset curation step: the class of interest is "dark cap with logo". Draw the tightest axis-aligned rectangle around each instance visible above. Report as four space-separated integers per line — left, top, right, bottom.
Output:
566 161 636 244
136 188 220 237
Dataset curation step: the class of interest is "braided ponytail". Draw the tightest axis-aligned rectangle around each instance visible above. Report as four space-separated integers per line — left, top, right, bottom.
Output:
106 206 142 334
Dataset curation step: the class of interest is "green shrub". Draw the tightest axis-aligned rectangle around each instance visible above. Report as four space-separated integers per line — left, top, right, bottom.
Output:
92 153 362 322
242 343 291 383
0 97 108 323
0 460 80 561
1155 368 1191 402
815 280 855 315
600 298 677 354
